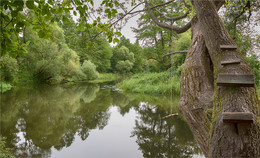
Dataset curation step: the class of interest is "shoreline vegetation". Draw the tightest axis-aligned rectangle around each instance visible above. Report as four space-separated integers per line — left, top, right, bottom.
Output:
2 72 260 98
116 72 180 95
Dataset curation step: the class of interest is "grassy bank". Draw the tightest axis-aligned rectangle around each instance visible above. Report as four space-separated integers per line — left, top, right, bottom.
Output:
116 72 180 95
88 73 122 83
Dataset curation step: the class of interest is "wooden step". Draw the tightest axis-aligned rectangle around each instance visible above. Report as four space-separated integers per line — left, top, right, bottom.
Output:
222 112 253 123
221 59 241 65
217 74 254 87
220 45 237 50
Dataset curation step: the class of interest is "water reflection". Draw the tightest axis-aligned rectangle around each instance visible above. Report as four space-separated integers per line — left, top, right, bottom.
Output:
0 84 203 157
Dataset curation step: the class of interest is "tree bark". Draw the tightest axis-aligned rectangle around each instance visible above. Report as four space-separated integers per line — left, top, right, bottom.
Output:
179 19 214 157
179 0 260 157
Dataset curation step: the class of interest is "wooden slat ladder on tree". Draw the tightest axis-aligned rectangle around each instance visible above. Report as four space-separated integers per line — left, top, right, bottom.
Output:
218 45 254 125
217 74 255 87
220 45 241 66
220 45 238 50
222 112 253 123
221 59 241 65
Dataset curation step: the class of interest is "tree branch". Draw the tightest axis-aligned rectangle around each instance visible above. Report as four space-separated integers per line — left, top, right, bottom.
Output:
154 8 189 21
145 1 191 33
129 0 175 15
151 0 191 21
162 50 188 63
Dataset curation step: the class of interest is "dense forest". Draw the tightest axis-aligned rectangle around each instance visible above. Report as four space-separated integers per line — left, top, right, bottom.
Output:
1 0 260 157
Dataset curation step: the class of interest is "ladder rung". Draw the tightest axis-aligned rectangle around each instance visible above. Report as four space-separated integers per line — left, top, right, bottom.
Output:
220 45 237 50
221 59 241 65
223 112 253 123
217 74 254 87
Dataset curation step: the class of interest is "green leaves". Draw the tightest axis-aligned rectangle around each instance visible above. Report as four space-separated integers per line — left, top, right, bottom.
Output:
1 0 124 57
113 38 119 44
26 1 34 9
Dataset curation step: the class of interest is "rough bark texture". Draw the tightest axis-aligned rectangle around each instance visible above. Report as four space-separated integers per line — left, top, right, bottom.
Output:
178 19 213 156
178 0 260 157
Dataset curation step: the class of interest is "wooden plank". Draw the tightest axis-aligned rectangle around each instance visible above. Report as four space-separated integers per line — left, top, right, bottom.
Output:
217 74 254 87
220 45 237 50
221 59 241 65
223 112 253 123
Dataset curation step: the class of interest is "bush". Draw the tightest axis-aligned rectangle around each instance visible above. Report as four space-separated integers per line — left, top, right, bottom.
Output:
80 60 98 80
0 137 15 158
0 55 18 82
0 82 12 93
116 60 134 74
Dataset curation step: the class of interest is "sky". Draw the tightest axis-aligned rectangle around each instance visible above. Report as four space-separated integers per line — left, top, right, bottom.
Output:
93 0 142 44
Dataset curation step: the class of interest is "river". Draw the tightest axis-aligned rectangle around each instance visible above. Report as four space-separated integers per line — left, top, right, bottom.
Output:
1 83 204 158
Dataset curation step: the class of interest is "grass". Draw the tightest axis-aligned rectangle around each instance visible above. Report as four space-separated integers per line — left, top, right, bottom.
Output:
0 82 12 93
116 72 180 95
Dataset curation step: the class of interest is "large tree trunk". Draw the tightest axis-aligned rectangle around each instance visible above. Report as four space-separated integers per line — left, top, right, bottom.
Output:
179 0 260 157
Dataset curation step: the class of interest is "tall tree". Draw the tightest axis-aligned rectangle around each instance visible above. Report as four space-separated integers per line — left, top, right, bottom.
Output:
143 0 259 157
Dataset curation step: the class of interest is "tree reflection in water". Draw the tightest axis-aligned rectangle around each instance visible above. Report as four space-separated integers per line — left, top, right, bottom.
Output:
0 84 203 157
131 102 202 158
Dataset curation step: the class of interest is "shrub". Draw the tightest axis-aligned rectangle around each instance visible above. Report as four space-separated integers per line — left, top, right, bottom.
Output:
0 137 15 158
0 82 12 93
0 55 18 82
80 60 98 80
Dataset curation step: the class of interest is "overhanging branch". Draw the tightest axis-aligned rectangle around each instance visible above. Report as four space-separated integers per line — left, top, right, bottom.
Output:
162 50 188 63
145 1 192 33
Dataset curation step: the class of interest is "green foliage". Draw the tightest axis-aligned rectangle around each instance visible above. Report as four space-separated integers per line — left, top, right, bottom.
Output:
116 60 134 74
169 31 191 73
0 137 15 158
115 37 145 73
0 55 18 82
20 23 81 83
117 72 180 95
223 0 258 55
0 82 12 93
80 60 99 80
88 73 122 83
173 30 191 51
87 38 113 72
60 18 113 73
112 46 135 74
0 0 124 57
246 54 260 86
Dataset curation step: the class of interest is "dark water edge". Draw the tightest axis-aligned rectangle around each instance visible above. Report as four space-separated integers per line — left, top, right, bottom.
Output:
0 83 205 158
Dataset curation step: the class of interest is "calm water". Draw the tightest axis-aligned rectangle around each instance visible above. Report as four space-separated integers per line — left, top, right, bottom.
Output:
1 83 204 158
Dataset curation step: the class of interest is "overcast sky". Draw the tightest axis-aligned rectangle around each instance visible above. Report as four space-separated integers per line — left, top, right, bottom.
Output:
93 0 142 44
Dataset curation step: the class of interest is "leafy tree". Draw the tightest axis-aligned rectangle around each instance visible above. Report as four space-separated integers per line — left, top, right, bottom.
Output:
246 54 260 86
168 30 191 72
116 37 145 73
112 46 135 73
0 0 122 57
60 16 113 73
141 0 260 157
80 60 98 80
86 38 113 72
21 23 81 83
0 55 18 82
222 0 259 55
